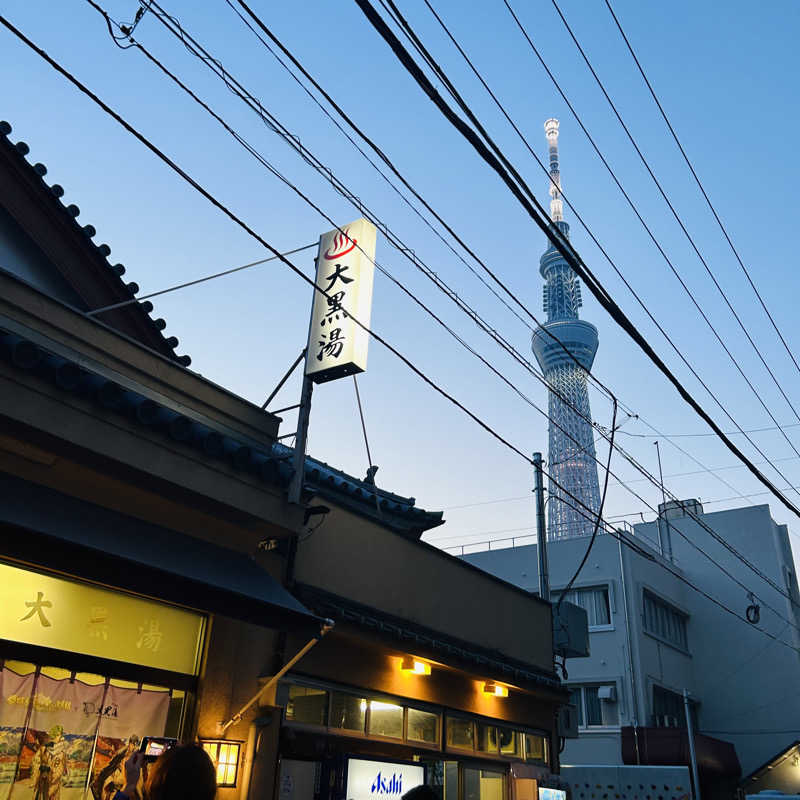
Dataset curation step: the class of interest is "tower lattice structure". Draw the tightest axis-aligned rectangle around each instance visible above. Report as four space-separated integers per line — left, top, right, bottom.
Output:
531 119 602 540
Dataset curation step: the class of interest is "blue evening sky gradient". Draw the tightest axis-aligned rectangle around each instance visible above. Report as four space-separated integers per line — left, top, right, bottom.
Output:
2 0 800 560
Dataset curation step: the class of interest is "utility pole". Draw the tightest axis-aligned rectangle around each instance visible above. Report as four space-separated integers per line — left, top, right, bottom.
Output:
533 452 549 601
654 440 673 560
683 688 701 800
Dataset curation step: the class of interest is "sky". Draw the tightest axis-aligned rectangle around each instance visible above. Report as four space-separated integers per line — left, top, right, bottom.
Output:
2 0 800 564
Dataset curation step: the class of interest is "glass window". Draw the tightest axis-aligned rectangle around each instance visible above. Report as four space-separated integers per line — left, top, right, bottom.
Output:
643 591 688 650
464 767 505 800
652 685 695 729
447 717 474 749
475 723 498 754
407 708 439 744
330 692 366 732
498 728 521 757
584 687 603 726
524 733 547 763
367 700 403 739
202 741 241 787
552 586 611 627
286 685 328 726
572 686 618 727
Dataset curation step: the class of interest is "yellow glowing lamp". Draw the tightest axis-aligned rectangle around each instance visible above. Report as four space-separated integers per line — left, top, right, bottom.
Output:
483 681 508 697
202 740 241 787
400 656 431 675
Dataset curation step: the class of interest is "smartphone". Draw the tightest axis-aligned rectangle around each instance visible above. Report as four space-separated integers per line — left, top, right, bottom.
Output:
139 737 177 762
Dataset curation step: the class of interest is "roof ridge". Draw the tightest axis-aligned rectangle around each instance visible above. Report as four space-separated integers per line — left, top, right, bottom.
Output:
0 118 190 366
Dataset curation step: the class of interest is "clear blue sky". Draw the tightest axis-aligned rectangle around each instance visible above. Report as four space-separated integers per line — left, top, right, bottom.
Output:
2 0 800 558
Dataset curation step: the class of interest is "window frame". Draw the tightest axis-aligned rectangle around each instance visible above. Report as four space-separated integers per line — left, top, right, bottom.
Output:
642 590 690 653
278 679 442 750
567 683 620 730
551 584 614 631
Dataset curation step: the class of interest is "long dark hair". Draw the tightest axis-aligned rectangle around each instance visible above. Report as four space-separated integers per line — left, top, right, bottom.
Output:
146 745 216 800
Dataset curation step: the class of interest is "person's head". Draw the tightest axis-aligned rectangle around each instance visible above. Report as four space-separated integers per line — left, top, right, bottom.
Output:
402 786 438 800
145 745 216 800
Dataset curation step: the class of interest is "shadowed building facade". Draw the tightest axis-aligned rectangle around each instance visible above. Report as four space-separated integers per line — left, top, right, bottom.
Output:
531 119 601 540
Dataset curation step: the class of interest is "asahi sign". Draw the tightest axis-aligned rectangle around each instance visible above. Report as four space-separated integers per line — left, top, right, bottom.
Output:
345 758 424 800
305 217 377 383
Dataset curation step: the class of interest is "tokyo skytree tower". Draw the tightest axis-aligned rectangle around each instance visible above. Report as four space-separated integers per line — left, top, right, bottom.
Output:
531 119 602 540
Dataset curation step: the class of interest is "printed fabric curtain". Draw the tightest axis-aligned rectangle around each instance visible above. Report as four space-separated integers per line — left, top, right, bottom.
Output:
0 666 169 800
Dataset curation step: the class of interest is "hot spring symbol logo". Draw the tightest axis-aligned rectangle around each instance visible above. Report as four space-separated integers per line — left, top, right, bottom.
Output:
370 771 403 796
324 227 357 260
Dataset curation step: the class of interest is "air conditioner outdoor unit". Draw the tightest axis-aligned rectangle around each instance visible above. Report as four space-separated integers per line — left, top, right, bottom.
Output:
557 704 579 739
598 685 617 702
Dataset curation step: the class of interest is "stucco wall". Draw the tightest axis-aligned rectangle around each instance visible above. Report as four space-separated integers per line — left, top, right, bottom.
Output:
293 504 554 673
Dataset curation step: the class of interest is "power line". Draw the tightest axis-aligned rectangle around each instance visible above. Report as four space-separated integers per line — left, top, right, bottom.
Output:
14 8 800 660
212 0 800 572
222 0 621 407
495 0 800 496
412 0 797 515
557 399 617 611
103 0 787 596
0 10 538 469
603 0 800 384
350 0 800 612
351 0 800 523
546 0 800 450
89 0 658 534
8 8 800 671
87 242 317 314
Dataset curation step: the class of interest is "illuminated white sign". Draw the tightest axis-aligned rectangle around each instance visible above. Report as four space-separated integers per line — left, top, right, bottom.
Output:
539 789 566 800
305 217 377 383
346 758 424 800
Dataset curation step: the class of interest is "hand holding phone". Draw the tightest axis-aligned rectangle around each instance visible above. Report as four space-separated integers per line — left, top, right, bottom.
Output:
139 737 177 763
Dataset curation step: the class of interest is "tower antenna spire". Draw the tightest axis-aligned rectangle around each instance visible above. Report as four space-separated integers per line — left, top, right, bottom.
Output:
544 118 564 222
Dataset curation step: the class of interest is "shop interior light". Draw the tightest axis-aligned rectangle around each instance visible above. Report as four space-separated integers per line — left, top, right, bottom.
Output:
483 681 508 697
400 656 431 675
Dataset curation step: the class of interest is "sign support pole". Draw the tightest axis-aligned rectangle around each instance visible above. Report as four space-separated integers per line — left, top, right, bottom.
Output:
288 371 314 505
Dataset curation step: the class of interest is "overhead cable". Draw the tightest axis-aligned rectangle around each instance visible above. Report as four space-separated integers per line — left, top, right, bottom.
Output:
603 0 800 385
546 0 800 455
349 0 800 522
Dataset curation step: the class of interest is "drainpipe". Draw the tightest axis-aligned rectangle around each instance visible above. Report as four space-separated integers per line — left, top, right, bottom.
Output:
617 531 641 764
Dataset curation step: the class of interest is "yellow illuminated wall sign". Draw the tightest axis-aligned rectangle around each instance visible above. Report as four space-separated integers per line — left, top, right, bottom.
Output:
0 562 205 675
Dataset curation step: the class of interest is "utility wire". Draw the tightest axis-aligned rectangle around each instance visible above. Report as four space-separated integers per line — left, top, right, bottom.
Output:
216 0 785 569
352 0 800 611
48 0 800 644
8 9 800 666
87 243 316 314
547 0 800 446
352 374 382 518
136 0 800 606
221 0 530 333
603 0 800 383
422 0 800 498
0 10 535 467
555 399 617 612
223 0 620 406
90 0 638 522
383 0 800 518
351 0 800 523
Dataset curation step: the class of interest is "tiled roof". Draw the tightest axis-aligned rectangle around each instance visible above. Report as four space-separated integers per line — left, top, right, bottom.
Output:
0 325 443 535
0 120 190 366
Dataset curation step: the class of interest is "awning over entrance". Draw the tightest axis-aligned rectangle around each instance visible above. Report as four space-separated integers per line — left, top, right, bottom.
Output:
0 472 321 631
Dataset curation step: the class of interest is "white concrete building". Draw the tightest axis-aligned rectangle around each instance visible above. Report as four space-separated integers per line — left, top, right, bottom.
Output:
460 500 800 791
